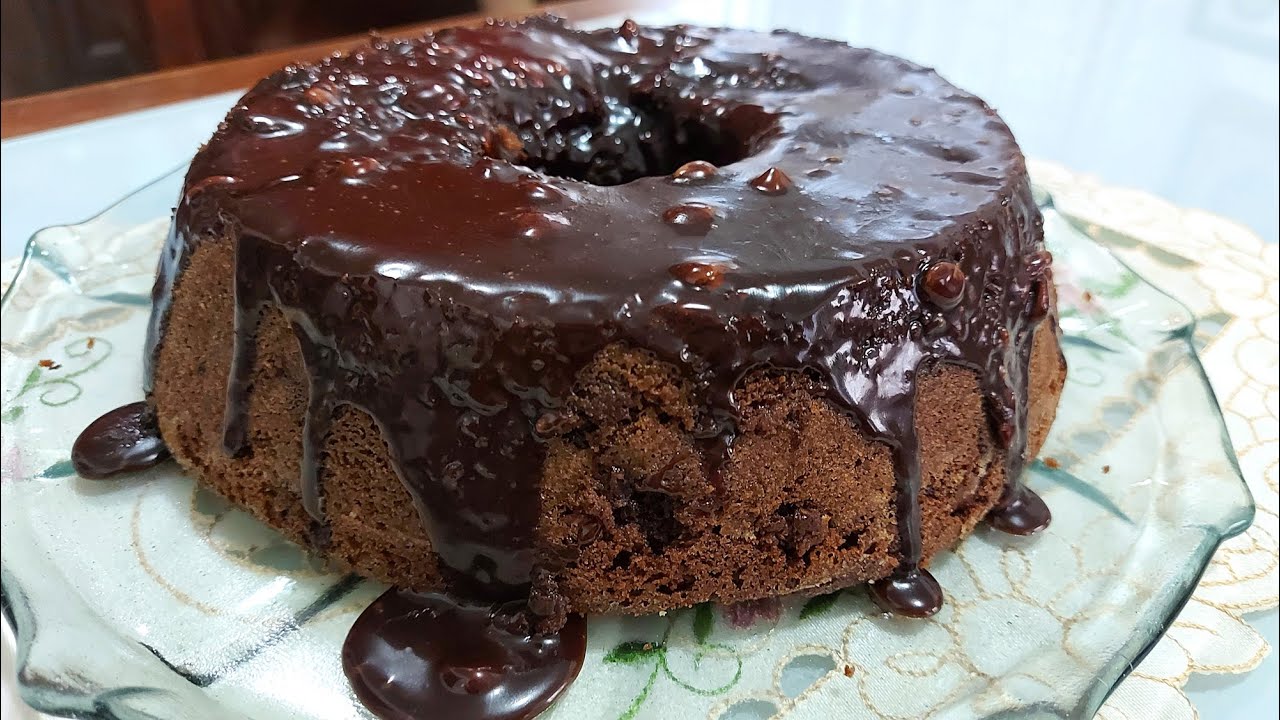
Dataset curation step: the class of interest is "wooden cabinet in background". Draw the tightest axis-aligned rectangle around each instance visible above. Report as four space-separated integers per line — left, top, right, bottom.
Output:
0 0 534 99
2 1 151 98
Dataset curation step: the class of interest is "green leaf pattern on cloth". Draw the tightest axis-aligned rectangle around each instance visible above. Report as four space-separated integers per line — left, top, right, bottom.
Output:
2 337 113 423
605 604 750 719
798 591 843 620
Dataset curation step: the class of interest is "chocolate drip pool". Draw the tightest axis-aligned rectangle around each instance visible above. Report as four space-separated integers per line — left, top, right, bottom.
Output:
72 402 170 479
343 590 585 720
143 15 1056 626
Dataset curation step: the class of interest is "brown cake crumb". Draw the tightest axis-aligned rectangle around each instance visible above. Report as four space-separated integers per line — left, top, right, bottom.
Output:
1043 457 1060 469
1102 465 1111 474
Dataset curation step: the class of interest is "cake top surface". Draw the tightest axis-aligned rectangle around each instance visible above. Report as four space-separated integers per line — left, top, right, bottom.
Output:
185 15 1022 317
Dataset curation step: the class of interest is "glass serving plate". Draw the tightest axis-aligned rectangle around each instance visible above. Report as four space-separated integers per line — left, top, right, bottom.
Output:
0 168 1254 720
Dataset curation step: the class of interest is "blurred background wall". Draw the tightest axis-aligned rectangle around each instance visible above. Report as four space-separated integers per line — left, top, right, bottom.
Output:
0 0 538 99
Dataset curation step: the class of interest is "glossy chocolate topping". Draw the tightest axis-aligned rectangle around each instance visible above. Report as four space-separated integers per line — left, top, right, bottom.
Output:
868 567 944 618
343 589 585 720
72 402 170 479
146 16 1055 617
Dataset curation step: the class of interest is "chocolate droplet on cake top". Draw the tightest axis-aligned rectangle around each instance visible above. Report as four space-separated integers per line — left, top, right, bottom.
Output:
515 211 560 240
671 160 718 184
665 262 727 286
338 157 384 180
661 203 716 235
749 167 792 195
517 177 565 204
669 261 726 289
72 402 171 480
921 261 967 309
303 82 340 107
618 18 640 42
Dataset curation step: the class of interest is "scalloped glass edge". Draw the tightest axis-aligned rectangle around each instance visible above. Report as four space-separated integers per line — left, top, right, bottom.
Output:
1031 189 1255 716
0 166 1255 720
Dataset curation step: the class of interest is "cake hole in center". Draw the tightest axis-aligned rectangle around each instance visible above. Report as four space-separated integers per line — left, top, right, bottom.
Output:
492 93 772 186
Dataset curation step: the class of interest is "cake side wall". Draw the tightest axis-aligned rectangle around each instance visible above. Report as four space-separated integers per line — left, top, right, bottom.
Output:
152 234 444 591
152 235 1067 614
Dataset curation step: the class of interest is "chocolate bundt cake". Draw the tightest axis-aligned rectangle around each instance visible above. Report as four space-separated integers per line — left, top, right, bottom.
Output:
143 16 1065 627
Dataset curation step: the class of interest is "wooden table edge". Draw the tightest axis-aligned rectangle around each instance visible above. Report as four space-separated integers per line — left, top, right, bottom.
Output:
0 0 653 140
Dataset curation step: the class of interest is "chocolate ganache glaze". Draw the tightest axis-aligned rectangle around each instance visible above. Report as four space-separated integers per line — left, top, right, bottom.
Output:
71 402 170 479
137 14 1057 633
344 590 585 720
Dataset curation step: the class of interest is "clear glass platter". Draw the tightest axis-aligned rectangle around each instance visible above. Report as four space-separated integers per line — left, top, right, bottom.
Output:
0 168 1254 719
